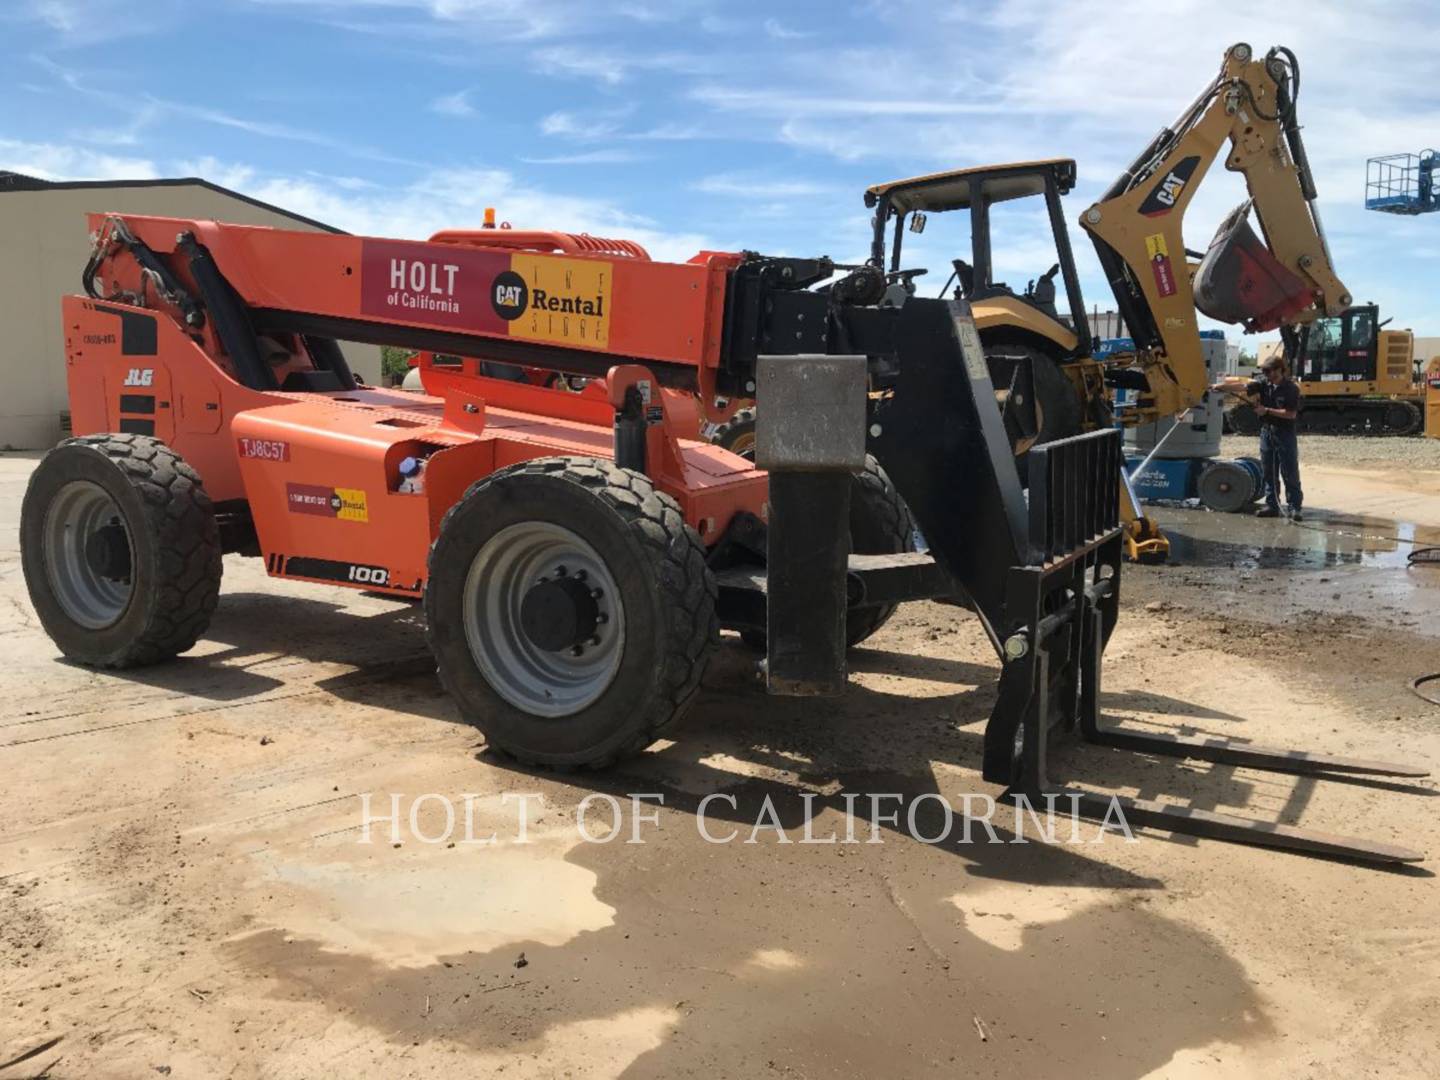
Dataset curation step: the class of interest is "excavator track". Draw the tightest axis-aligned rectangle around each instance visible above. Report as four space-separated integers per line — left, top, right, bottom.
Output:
1228 397 1424 436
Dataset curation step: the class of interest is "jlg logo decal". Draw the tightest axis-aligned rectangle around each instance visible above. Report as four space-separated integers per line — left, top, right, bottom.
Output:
123 368 155 387
286 483 369 523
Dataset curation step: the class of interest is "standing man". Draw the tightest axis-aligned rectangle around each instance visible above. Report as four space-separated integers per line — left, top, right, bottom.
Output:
1213 355 1303 519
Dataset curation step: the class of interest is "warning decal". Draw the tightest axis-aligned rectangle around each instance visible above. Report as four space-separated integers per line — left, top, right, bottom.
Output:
1145 232 1177 298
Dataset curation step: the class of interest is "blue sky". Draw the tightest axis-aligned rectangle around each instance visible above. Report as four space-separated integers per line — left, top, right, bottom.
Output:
5 0 1439 339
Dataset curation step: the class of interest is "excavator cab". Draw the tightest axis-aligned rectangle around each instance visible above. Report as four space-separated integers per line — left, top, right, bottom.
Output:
864 159 1092 359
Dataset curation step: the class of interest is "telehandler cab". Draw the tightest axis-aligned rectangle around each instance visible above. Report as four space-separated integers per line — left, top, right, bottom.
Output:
19 197 1427 863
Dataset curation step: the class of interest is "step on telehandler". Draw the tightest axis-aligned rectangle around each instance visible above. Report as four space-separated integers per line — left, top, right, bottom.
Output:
19 204 1427 863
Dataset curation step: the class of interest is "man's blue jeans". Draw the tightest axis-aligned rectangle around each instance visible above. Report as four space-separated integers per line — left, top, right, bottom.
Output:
1260 423 1302 511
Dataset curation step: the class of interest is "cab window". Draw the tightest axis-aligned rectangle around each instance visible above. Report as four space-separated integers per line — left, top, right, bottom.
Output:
1348 310 1375 349
1302 317 1343 378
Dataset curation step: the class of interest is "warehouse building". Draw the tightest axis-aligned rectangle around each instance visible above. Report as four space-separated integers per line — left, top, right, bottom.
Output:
0 171 382 449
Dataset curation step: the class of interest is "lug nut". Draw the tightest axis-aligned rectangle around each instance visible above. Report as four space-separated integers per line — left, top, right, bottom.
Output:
556 565 568 577
574 569 587 581
591 588 604 599
596 612 609 624
571 645 585 657
590 635 602 646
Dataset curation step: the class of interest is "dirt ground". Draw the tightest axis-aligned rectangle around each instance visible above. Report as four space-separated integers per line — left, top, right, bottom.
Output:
2 444 1439 1079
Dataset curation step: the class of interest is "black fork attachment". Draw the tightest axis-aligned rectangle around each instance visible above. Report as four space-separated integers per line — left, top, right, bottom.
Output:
724 282 1425 865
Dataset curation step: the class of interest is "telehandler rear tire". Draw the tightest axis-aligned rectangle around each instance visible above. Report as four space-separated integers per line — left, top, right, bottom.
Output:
20 433 222 668
983 343 1083 484
425 456 717 768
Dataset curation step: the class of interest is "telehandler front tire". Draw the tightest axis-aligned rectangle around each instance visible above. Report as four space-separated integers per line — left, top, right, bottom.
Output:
425 456 717 768
739 454 915 652
20 433 222 667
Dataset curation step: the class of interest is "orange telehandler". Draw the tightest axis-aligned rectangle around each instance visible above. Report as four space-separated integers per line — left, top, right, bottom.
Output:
17 125 1427 863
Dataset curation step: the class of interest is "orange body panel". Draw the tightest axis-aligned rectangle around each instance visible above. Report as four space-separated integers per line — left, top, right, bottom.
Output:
63 237 766 600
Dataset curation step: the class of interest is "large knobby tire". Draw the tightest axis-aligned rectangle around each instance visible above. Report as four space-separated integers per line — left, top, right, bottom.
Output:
20 433 222 667
984 343 1083 481
739 454 915 652
707 407 757 459
425 456 717 768
843 454 916 646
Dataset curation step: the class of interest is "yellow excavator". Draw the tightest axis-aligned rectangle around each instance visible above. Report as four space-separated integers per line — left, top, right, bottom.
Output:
1228 304 1427 436
860 42 1351 560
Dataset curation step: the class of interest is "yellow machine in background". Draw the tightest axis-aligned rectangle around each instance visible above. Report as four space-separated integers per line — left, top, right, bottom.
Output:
862 43 1349 561
1229 304 1427 435
1426 356 1440 438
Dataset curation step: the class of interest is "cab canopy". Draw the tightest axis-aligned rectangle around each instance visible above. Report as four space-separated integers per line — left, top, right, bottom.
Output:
865 159 1077 215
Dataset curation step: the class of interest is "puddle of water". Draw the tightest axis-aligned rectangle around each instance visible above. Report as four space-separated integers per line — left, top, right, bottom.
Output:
1154 506 1440 574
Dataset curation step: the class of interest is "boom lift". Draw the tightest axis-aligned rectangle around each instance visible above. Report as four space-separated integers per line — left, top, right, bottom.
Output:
18 207 1427 863
865 43 1351 555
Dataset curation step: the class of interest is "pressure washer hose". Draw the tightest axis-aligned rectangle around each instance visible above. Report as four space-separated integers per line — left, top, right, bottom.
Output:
1413 673 1440 708
1404 548 1440 706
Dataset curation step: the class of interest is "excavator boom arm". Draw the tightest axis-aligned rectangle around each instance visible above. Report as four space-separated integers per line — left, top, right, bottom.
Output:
1080 43 1351 419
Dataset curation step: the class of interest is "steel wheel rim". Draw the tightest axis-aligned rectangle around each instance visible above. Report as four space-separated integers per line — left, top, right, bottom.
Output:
42 480 134 629
462 521 626 717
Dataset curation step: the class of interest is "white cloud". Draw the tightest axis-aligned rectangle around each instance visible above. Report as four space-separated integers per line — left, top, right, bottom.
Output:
532 45 712 85
239 0 710 44
690 85 1000 118
537 107 636 141
763 18 811 40
22 0 184 43
693 172 832 198
628 122 706 141
157 157 713 264
144 95 416 166
0 137 157 181
521 149 644 165
533 46 630 85
430 90 474 117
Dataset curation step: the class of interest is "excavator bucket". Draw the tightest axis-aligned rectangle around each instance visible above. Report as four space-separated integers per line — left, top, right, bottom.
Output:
1194 200 1314 331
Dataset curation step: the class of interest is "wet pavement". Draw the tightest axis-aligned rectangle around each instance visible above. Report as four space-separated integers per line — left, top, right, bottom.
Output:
1144 501 1440 636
